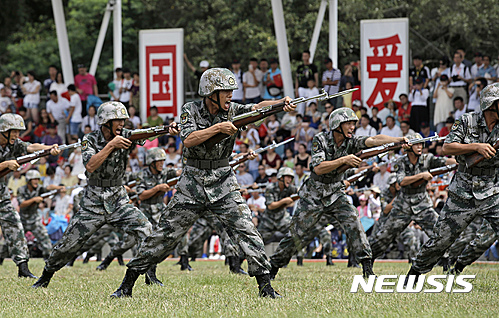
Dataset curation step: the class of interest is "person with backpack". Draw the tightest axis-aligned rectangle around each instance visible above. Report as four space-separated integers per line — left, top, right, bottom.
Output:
449 51 472 104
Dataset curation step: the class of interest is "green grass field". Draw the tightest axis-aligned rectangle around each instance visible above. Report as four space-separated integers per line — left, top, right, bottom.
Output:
0 259 498 317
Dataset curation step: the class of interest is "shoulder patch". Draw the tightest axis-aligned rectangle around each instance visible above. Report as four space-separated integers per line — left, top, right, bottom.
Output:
312 141 319 152
180 112 189 125
392 163 399 172
81 140 88 151
451 119 460 131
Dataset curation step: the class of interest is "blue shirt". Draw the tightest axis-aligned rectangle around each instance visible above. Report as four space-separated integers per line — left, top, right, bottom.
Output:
263 68 282 100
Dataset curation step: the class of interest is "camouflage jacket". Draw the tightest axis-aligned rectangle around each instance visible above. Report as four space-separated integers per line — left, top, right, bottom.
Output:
300 132 368 207
393 153 446 213
137 167 177 223
17 184 47 224
380 187 397 212
0 139 30 202
264 182 298 220
446 112 499 200
80 128 144 214
178 99 254 203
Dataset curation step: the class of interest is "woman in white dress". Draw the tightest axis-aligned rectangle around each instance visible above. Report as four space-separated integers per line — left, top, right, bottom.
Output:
433 74 455 132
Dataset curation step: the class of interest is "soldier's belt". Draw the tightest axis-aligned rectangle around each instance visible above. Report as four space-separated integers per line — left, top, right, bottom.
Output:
401 187 426 195
310 172 336 184
458 165 497 176
186 158 230 169
87 179 124 187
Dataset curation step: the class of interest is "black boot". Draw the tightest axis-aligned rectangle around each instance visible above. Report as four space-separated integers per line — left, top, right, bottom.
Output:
32 269 54 288
18 261 37 279
66 255 77 267
404 267 422 287
110 269 140 298
144 265 164 286
190 256 196 262
0 257 4 266
180 255 192 271
256 274 281 298
269 265 279 280
361 259 375 278
296 257 303 266
117 255 125 266
83 253 94 264
96 253 102 262
326 255 334 266
348 254 361 268
228 256 248 275
450 262 465 275
96 254 114 271
438 257 450 273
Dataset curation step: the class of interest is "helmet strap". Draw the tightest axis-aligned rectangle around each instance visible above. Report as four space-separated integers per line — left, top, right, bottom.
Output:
149 162 159 175
103 121 115 139
207 91 222 110
334 126 350 140
1 130 12 144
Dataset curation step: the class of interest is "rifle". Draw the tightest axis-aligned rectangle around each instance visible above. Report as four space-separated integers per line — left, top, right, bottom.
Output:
290 194 300 201
128 125 175 141
346 156 403 184
40 189 59 199
352 186 373 193
464 139 499 168
127 180 138 189
230 138 294 169
203 88 358 149
0 142 81 179
410 163 458 187
246 189 265 194
336 134 446 174
129 194 139 203
167 176 180 187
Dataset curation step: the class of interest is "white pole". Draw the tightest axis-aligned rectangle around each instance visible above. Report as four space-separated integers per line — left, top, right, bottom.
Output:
113 0 122 70
51 0 74 85
89 2 113 76
329 0 338 67
309 0 328 63
271 0 294 98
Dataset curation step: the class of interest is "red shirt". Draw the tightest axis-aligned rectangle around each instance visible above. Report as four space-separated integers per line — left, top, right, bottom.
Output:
397 103 412 123
74 73 96 101
439 126 450 137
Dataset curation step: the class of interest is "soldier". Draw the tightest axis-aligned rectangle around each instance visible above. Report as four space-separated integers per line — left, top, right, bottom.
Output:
407 83 499 278
446 216 483 266
0 113 59 278
368 133 455 265
111 68 295 298
32 101 178 288
269 108 409 279
17 170 64 259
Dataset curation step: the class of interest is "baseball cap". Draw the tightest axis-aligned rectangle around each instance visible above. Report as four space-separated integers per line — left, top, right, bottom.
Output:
232 59 240 64
414 77 424 85
269 58 278 64
324 57 332 64
199 60 209 68
420 121 429 128
77 64 86 68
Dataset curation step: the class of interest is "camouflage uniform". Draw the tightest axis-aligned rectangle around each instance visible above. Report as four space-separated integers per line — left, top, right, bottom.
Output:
369 153 446 260
455 219 497 266
126 98 270 276
17 184 53 258
447 216 483 263
270 132 372 268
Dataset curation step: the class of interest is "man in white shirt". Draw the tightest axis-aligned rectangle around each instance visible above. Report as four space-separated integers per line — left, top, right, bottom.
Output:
470 52 483 79
355 115 377 137
408 77 430 132
231 59 244 104
243 58 263 104
380 116 402 138
322 57 341 96
400 120 415 137
453 96 466 120
294 164 309 188
119 68 133 107
236 163 254 188
373 164 390 191
449 51 472 103
247 191 266 226
67 84 82 140
46 90 70 142
297 79 319 115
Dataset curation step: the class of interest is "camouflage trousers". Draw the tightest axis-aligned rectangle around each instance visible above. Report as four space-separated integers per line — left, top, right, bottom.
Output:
0 200 29 265
78 224 120 256
22 219 53 259
456 219 497 266
413 192 499 273
369 204 439 261
44 203 152 272
270 193 371 268
258 212 291 244
398 227 419 261
447 216 483 263
296 221 333 259
127 190 270 276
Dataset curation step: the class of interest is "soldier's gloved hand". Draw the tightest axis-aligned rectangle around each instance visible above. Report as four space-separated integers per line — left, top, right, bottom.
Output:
475 143 496 159
421 172 433 181
217 122 238 135
169 122 180 136
3 160 20 171
109 136 132 149
343 154 362 167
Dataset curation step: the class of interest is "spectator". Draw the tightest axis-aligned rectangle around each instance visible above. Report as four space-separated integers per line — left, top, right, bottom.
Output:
7 171 26 196
380 100 399 125
400 120 415 137
130 72 140 109
409 55 431 88
295 50 318 98
46 90 70 142
294 164 308 187
81 105 98 133
351 100 362 118
109 67 123 101
306 102 322 130
184 54 210 80
53 186 70 217
277 110 297 140
369 107 383 132
165 143 181 168
246 124 260 150
11 71 25 108
259 58 269 99
49 72 67 97
74 64 98 116
283 148 295 168
147 106 163 127
397 93 411 124
17 106 33 142
373 164 390 192
339 63 355 90
357 195 370 218
419 122 437 153
453 96 466 120
235 163 254 188
478 55 497 83
319 101 334 132
355 114 377 137
294 118 316 151
322 57 341 96
230 59 244 104
262 147 282 169
127 105 141 129
368 188 382 219
67 84 83 141
0 87 12 115
294 143 311 171
263 58 283 100
448 51 471 104
470 52 483 79
68 146 85 175
408 77 429 132
433 75 455 132
43 65 58 98
438 117 455 137
119 68 133 107
61 166 78 188
21 70 41 123
468 77 488 113
243 58 263 104
456 49 472 68
264 114 280 145
297 79 320 115
43 166 61 188
380 116 402 138
34 108 50 141
342 81 354 108
42 123 63 148
254 165 268 184
247 190 265 227
431 56 451 88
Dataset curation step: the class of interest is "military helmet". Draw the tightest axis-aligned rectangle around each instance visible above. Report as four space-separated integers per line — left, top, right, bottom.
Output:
0 114 26 132
406 133 422 141
198 68 238 97
26 170 41 181
277 167 295 179
387 173 397 185
96 101 129 125
480 83 499 112
329 108 358 131
146 147 167 165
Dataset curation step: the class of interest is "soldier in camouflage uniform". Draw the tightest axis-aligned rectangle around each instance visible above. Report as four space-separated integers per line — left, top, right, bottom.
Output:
408 83 499 278
369 134 455 265
17 170 64 259
269 108 409 279
111 68 294 298
446 216 483 265
0 113 60 278
32 101 178 288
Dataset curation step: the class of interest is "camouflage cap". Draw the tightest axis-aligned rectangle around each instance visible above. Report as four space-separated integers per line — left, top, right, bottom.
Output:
277 167 294 179
480 83 499 112
198 68 238 97
146 147 167 165
26 169 41 181
328 108 358 130
0 113 26 132
96 101 129 125
387 173 397 185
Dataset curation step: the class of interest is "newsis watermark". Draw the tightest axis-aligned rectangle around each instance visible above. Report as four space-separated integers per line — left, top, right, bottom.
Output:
350 275 475 293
